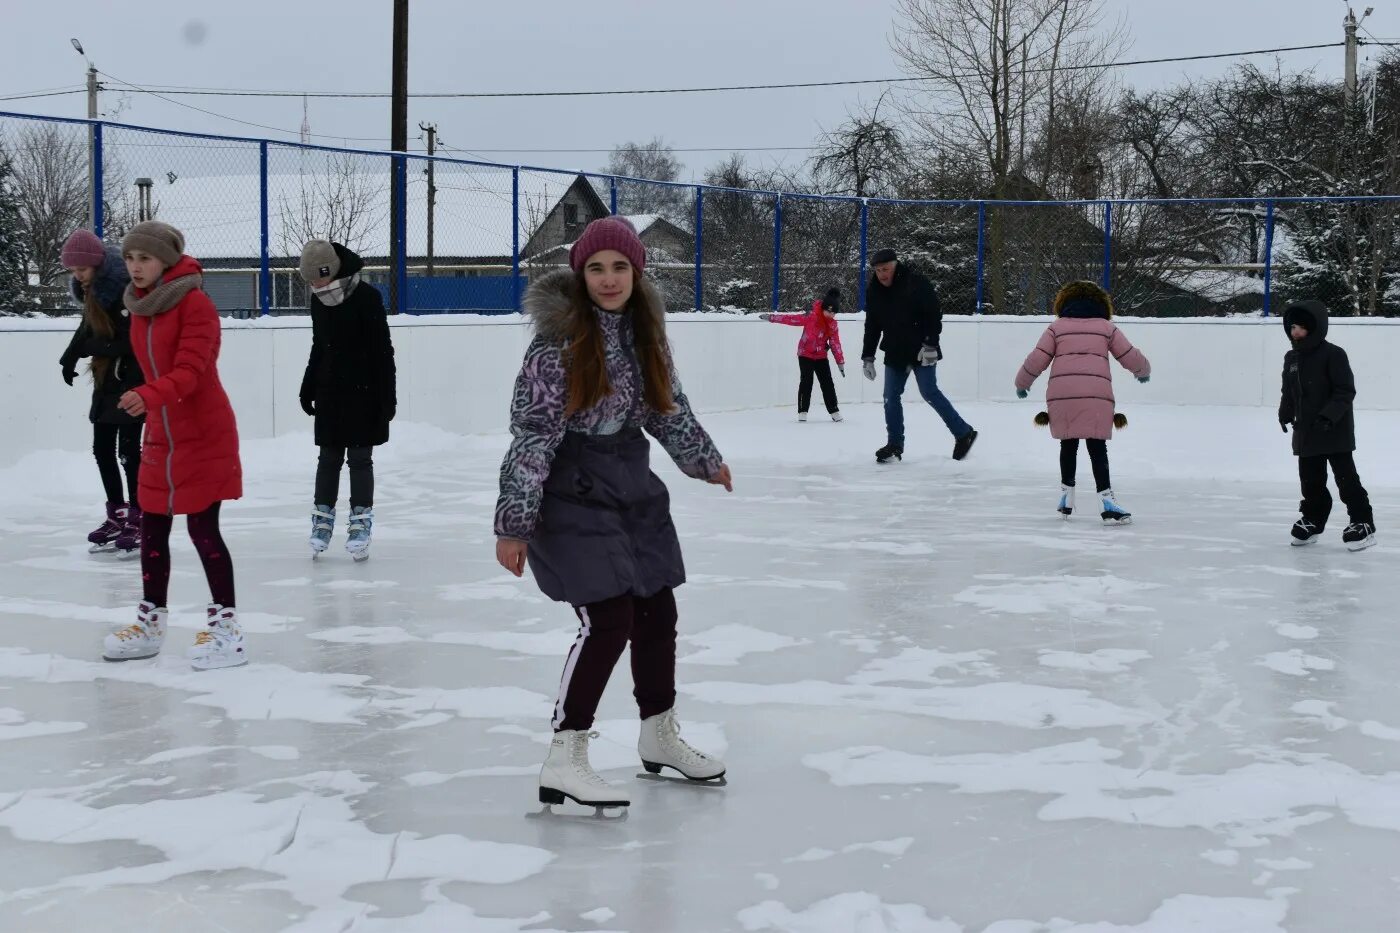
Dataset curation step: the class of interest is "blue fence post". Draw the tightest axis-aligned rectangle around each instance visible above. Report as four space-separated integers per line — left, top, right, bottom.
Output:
393 154 409 314
1262 200 1276 317
258 141 270 316
1101 201 1113 292
609 177 618 216
975 202 987 313
92 122 104 239
858 199 869 312
512 167 521 312
771 194 783 311
693 187 704 311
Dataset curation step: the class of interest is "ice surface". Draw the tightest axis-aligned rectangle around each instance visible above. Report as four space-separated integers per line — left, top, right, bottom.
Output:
1 402 1399 932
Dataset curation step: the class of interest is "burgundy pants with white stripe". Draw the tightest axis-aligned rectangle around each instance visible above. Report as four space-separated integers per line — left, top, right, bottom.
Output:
552 587 678 732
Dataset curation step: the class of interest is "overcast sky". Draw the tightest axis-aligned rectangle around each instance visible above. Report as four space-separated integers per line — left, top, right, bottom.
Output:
0 0 1389 181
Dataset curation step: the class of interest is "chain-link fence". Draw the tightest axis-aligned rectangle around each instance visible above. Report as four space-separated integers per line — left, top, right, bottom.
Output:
4 110 1400 318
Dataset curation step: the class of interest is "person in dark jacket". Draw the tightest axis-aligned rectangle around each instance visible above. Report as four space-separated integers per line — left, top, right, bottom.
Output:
298 241 397 561
1279 300 1375 550
494 216 731 810
58 229 145 554
860 249 977 463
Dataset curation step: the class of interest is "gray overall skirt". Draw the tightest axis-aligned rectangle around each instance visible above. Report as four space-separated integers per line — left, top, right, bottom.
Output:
527 427 686 606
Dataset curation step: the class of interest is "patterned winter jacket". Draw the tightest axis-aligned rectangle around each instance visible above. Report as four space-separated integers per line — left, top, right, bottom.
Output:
494 270 724 541
767 300 845 365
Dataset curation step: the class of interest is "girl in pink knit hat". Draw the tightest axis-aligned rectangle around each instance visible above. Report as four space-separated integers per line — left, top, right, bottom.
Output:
494 215 731 813
58 228 145 555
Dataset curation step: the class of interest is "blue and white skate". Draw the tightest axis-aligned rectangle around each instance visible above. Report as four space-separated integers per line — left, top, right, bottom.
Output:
1057 484 1075 517
346 506 373 562
310 504 334 559
1099 488 1132 526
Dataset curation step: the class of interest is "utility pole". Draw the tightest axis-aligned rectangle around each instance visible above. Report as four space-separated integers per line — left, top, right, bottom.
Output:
71 39 99 230
420 121 437 276
388 0 409 313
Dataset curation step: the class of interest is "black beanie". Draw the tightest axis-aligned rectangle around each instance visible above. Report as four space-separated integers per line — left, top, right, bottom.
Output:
822 287 841 312
871 248 897 265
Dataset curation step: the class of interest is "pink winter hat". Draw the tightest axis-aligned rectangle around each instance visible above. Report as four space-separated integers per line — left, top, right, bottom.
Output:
569 216 646 273
61 229 106 269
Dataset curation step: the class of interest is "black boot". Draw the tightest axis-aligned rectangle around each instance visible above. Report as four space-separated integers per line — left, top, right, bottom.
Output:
875 443 903 464
952 429 978 461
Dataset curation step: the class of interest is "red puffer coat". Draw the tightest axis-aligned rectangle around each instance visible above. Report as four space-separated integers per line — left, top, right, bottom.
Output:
130 256 242 515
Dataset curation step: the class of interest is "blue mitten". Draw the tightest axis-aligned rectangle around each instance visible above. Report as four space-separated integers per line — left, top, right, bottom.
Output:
1016 388 1028 399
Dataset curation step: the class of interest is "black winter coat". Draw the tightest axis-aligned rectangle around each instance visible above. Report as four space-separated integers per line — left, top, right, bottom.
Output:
59 248 144 426
299 244 397 448
1279 300 1356 458
861 264 942 367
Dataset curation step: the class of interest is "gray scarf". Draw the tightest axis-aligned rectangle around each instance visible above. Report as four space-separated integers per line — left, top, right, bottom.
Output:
123 273 203 318
312 272 361 308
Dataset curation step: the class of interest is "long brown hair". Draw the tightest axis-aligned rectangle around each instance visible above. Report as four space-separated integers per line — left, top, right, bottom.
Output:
80 279 116 387
564 269 675 417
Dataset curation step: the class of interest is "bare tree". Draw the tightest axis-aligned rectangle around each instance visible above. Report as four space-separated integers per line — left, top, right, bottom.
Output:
891 0 1126 311
606 137 690 221
277 151 386 259
810 92 908 198
10 123 88 287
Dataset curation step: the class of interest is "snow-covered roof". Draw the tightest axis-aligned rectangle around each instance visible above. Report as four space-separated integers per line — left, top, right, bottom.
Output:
135 162 592 260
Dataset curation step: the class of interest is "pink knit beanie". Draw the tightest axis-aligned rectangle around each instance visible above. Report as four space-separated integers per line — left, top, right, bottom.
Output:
61 229 106 270
569 216 646 273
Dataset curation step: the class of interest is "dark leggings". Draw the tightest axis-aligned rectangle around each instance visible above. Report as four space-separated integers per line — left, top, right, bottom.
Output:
1060 438 1111 492
315 446 374 508
553 587 678 732
797 357 839 414
93 421 142 505
141 502 235 609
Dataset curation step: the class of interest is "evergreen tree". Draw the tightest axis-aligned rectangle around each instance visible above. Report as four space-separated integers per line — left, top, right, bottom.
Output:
0 148 28 314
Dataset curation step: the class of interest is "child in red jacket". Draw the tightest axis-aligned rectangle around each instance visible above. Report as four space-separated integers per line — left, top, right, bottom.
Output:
760 287 846 422
102 221 246 671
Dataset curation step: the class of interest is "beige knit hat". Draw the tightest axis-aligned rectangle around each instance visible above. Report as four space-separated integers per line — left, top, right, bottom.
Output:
121 221 185 268
298 240 340 283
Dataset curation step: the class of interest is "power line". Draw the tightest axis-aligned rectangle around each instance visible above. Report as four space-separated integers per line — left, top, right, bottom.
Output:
93 42 1348 101
0 87 86 102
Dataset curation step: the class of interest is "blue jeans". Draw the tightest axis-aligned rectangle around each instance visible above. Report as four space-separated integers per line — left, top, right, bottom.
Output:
883 363 972 448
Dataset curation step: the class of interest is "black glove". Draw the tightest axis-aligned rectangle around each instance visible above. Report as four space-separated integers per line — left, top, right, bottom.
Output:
300 396 315 417
62 366 78 386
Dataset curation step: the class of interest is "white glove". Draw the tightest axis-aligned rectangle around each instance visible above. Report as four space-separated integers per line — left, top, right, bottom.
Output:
758 313 772 322
918 344 942 367
862 359 876 381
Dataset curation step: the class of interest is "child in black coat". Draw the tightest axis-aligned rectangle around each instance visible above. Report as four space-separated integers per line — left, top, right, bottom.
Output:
1279 300 1375 550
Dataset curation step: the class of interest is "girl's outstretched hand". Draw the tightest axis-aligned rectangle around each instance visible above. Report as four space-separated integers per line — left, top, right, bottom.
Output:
708 463 733 492
496 537 528 577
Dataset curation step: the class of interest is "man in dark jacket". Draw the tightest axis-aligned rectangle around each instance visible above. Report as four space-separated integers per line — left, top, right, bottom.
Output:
1279 300 1374 550
861 249 976 463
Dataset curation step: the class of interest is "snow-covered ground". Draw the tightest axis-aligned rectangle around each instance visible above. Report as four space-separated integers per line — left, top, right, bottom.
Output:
1 401 1398 933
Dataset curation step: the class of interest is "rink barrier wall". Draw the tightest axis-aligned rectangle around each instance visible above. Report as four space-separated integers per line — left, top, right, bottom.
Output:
3 314 1398 468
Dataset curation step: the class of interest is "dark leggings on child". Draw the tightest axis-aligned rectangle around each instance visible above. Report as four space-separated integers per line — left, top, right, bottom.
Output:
93 421 142 504
1060 438 1111 491
141 502 235 609
797 358 839 414
315 445 374 508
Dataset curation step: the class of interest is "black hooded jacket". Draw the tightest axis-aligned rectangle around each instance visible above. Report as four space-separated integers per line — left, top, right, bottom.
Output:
861 263 942 367
58 247 145 425
1279 300 1356 458
299 244 398 448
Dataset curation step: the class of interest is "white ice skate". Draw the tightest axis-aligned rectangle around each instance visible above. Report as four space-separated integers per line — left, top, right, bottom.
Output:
309 504 334 558
1057 484 1075 517
188 604 248 671
1098 488 1132 526
345 506 373 562
538 729 630 811
797 411 808 422
638 708 726 784
102 601 166 661
831 411 843 422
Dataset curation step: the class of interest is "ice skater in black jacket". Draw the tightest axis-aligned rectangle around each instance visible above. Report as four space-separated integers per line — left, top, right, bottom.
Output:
860 248 976 463
1279 300 1375 550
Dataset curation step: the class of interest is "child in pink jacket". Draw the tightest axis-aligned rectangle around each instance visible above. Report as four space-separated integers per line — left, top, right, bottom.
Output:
1014 281 1150 525
760 287 846 422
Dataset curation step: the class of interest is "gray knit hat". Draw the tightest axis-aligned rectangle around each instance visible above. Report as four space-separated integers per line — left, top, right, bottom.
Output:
121 221 185 268
299 240 340 283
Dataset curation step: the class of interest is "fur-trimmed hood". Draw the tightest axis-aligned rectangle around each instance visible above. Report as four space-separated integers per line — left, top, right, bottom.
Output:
1053 280 1114 320
70 246 130 310
523 268 668 344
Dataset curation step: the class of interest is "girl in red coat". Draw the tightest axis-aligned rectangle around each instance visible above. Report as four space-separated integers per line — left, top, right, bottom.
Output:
101 221 246 670
759 287 846 422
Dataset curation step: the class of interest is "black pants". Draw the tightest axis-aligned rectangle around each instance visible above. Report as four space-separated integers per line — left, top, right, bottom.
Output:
1060 439 1111 492
93 421 142 505
1298 452 1372 529
315 446 374 508
798 357 839 414
553 587 677 732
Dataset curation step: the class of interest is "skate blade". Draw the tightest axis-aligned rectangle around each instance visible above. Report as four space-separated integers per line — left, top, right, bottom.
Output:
1290 537 1319 547
1347 536 1377 552
189 655 249 672
637 766 728 787
1101 516 1132 527
102 651 160 662
88 542 117 554
351 550 371 562
526 804 629 822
